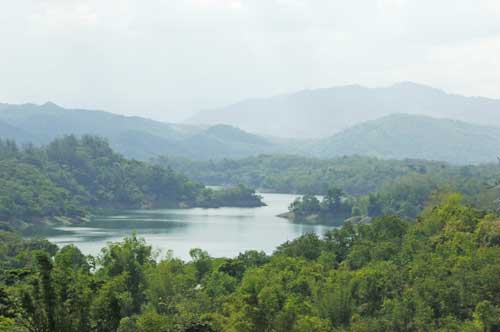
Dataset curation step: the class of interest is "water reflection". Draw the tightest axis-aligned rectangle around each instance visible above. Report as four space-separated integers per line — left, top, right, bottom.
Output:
38 193 334 260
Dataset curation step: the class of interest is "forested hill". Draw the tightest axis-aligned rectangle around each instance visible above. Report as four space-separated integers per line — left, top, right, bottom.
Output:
307 114 500 164
155 154 500 196
0 136 263 229
0 102 280 160
188 82 500 138
1 194 499 331
3 102 500 164
157 153 500 222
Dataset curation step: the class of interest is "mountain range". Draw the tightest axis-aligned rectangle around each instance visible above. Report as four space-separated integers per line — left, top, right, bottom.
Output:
1 82 500 164
188 82 500 138
0 102 278 160
306 114 500 164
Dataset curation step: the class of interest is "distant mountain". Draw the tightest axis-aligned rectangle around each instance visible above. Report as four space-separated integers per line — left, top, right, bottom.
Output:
307 114 500 164
3 102 500 164
179 124 275 160
188 82 500 138
0 119 35 143
0 102 278 160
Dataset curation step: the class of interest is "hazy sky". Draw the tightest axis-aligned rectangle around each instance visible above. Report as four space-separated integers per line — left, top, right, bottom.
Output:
1 0 499 122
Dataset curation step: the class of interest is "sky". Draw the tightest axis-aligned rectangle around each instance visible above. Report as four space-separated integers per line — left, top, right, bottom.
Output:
1 0 499 122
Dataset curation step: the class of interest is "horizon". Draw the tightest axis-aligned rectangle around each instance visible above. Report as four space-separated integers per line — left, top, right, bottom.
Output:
1 80 499 126
2 1 500 122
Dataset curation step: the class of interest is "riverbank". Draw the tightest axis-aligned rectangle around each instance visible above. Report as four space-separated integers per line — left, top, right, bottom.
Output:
278 211 372 226
36 193 332 260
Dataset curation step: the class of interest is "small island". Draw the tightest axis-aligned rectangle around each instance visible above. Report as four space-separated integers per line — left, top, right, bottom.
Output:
279 188 369 226
195 184 266 208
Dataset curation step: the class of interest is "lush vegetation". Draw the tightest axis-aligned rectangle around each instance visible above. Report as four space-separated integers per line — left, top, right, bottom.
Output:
157 154 500 223
155 154 451 195
0 194 499 331
306 114 500 164
2 111 499 331
0 103 281 161
0 136 263 229
285 188 356 225
285 172 500 225
4 102 500 164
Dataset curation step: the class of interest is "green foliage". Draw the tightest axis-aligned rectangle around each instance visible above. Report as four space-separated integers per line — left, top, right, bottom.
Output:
308 113 500 165
0 136 264 228
289 195 321 216
157 154 500 220
155 154 455 195
1 196 500 332
288 188 354 225
195 185 264 208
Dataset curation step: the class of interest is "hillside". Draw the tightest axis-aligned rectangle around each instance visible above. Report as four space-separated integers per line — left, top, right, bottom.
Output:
308 114 500 164
188 82 500 138
3 102 500 164
0 136 264 229
0 120 34 144
3 195 500 332
155 154 451 195
0 102 278 160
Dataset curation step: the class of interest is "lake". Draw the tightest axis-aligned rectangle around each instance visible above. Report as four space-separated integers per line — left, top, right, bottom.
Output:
44 193 334 260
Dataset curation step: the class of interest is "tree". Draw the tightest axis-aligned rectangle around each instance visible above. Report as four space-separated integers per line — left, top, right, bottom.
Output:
98 235 154 313
189 249 211 281
36 251 56 332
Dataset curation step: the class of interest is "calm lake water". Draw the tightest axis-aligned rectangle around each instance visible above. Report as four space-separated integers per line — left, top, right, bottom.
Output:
44 193 333 260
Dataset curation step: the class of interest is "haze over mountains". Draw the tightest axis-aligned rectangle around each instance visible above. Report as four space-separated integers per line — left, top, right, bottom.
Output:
188 82 500 138
0 102 278 160
1 82 500 164
306 114 500 165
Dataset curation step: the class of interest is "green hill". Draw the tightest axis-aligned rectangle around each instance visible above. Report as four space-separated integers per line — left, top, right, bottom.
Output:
0 102 278 160
309 114 500 164
3 103 500 164
189 82 500 138
0 135 264 229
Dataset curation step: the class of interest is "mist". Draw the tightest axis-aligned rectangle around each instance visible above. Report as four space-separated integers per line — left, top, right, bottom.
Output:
1 0 500 122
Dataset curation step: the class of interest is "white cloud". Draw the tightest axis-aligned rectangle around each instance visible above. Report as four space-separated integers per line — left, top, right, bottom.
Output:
193 0 243 10
0 0 499 121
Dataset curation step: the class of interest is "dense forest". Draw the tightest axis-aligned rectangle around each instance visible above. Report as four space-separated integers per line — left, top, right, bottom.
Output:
304 114 500 164
0 194 499 331
4 1 500 331
0 136 263 230
157 154 500 224
283 188 356 225
1 132 499 332
156 154 500 195
283 175 500 225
